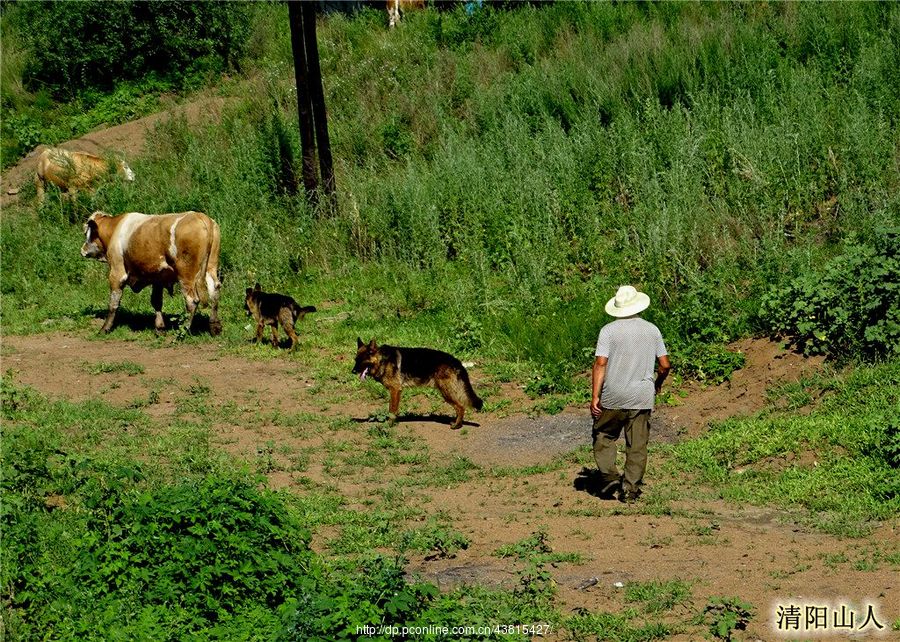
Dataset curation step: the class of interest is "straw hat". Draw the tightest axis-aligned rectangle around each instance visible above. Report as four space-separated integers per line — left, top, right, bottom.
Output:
605 285 650 317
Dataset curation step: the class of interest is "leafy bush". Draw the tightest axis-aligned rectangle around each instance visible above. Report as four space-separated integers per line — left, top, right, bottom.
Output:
75 477 312 621
703 597 753 641
2 397 314 639
279 555 439 642
763 229 900 360
12 0 251 98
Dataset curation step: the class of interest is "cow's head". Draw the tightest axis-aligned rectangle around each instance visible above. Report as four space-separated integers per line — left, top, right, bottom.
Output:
81 211 108 261
118 161 136 182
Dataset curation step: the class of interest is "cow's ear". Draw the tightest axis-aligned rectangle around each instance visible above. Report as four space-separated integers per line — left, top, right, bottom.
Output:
357 337 364 348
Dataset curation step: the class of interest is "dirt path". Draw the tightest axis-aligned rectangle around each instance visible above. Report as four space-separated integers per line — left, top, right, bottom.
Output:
3 332 896 639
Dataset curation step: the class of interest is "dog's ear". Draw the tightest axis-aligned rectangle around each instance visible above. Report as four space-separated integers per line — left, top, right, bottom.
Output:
246 287 253 296
357 337 364 348
254 283 261 291
368 338 377 349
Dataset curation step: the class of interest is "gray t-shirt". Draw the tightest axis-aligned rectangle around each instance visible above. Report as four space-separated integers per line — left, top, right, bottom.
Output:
594 317 668 410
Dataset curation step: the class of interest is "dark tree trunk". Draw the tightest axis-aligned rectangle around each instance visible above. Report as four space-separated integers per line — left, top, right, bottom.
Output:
301 1 337 215
288 0 319 205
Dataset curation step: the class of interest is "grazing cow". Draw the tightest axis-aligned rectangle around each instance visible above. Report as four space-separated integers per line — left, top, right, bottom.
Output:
387 0 425 27
35 147 135 204
81 210 222 335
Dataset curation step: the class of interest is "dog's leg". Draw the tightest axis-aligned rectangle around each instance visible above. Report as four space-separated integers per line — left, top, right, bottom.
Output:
270 324 280 348
255 320 265 344
388 387 401 425
281 309 299 351
450 403 465 430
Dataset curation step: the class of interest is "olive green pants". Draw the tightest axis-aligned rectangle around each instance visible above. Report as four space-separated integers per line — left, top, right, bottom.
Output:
592 408 651 494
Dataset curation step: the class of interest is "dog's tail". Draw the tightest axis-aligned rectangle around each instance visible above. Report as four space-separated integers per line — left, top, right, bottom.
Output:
460 367 483 411
291 303 317 323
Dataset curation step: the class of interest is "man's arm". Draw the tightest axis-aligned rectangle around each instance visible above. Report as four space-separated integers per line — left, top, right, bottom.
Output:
590 356 607 418
655 355 671 393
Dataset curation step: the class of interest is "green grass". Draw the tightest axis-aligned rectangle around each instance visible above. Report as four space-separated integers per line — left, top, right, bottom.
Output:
666 360 900 534
2 375 714 640
493 530 584 566
4 2 898 385
625 580 692 614
82 360 145 376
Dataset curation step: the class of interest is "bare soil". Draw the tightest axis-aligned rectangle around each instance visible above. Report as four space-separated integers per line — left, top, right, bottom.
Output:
3 332 896 640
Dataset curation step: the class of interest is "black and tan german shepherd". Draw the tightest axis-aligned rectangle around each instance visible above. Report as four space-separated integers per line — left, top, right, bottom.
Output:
244 283 316 351
352 338 483 429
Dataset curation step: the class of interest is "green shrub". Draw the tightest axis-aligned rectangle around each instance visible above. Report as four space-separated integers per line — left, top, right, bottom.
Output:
2 407 314 639
12 0 251 98
279 555 439 642
703 597 753 641
763 229 900 360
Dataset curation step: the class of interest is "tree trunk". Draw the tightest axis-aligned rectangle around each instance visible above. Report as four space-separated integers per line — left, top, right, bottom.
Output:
301 1 337 215
288 0 319 205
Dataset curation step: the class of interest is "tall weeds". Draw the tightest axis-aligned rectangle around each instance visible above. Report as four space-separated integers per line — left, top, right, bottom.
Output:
3 2 898 376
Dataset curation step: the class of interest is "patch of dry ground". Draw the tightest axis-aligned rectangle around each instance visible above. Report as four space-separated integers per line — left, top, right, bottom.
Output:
3 332 897 640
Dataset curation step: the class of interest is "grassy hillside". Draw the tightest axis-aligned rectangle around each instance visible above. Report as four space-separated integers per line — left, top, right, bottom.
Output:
2 4 899 637
3 2 898 380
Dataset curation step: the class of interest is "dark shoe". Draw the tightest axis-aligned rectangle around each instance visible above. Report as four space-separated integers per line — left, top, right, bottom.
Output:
618 489 641 504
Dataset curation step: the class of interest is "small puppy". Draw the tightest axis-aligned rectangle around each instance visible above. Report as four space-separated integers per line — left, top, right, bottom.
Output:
244 283 316 350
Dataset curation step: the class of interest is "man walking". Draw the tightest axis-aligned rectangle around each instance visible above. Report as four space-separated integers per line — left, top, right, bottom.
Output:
590 285 670 503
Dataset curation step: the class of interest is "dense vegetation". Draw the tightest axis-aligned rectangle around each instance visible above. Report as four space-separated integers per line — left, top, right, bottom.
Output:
2 380 682 640
2 1 899 639
3 1 898 376
0 1 250 165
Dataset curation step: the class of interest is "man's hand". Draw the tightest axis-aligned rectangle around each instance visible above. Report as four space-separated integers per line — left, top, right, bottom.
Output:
591 356 607 419
655 354 671 394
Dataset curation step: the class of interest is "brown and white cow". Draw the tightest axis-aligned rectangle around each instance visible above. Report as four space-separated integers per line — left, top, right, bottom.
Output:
36 147 135 204
81 210 222 335
387 0 425 27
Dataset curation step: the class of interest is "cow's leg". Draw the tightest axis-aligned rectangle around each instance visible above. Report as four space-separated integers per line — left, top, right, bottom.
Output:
101 281 126 333
388 0 400 27
100 264 127 333
205 221 223 336
180 282 199 334
151 285 165 332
